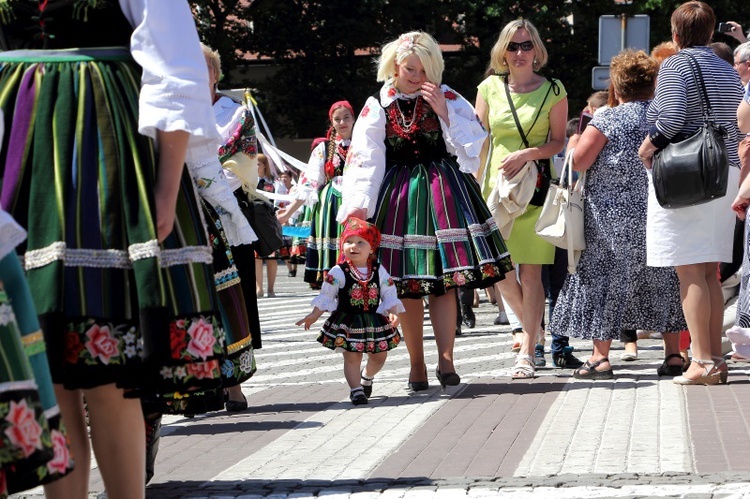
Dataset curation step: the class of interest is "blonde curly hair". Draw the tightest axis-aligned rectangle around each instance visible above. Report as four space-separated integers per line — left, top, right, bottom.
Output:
376 31 443 85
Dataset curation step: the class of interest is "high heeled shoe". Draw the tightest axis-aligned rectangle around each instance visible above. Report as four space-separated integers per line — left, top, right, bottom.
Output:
712 356 729 384
408 366 429 392
225 392 248 412
673 359 720 386
435 367 460 389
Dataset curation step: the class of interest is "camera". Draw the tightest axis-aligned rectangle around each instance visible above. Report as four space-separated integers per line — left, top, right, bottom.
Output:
718 22 733 33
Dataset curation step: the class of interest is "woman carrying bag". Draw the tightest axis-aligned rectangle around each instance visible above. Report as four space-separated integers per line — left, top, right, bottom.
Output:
475 19 572 378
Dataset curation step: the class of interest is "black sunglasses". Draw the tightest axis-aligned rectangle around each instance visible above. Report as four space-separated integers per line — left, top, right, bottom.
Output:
507 41 534 52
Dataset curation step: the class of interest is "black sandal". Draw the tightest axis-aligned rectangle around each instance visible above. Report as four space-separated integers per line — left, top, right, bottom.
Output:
657 354 684 376
573 358 614 380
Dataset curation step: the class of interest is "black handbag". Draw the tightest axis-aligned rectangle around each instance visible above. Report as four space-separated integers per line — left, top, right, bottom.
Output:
652 52 729 209
504 75 557 206
233 189 283 257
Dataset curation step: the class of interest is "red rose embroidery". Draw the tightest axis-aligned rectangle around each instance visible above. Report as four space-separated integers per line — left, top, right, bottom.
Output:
387 87 397 98
355 342 365 352
84 324 119 365
351 287 364 300
482 264 497 277
64 332 84 364
361 105 370 117
186 318 216 361
367 287 379 300
407 280 421 293
4 400 43 457
47 429 71 475
444 90 457 100
325 273 335 285
187 361 217 380
378 340 388 350
366 341 375 352
170 322 187 359
453 272 466 286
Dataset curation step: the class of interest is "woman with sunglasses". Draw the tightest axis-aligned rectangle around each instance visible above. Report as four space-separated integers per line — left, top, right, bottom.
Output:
475 19 570 378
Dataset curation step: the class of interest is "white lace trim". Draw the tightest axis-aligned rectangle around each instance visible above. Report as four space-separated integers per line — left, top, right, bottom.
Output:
0 380 38 394
23 241 213 270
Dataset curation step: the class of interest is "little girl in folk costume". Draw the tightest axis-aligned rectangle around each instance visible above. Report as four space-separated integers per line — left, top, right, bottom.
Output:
297 218 403 405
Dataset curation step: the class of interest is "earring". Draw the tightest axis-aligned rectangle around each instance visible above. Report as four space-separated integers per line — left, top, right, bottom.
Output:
501 59 508 66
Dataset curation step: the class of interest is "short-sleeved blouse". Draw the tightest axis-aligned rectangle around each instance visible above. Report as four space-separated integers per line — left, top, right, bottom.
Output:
477 76 567 198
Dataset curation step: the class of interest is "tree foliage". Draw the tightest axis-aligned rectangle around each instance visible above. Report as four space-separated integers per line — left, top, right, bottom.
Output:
190 0 749 139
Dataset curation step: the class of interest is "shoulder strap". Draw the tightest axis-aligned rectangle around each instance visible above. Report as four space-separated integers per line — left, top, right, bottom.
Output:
682 51 713 120
503 76 555 150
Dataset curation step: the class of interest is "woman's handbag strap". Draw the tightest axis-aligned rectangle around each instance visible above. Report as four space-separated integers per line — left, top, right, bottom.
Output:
682 51 714 121
503 75 555 150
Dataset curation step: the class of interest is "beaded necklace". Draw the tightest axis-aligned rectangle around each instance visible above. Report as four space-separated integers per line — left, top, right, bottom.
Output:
387 97 424 140
347 258 374 310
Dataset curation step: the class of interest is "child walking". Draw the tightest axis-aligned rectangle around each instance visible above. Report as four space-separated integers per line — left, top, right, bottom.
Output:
297 218 404 404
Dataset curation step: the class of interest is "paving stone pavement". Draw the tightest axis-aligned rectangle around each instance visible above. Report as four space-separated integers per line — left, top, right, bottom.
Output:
11 272 750 498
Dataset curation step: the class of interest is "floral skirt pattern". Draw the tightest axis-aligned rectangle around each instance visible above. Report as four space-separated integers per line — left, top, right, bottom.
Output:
373 158 513 299
0 277 72 493
0 49 224 396
304 183 344 288
317 311 401 354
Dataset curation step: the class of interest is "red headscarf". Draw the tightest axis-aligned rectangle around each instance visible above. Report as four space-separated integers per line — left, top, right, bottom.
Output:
328 100 354 121
339 217 381 263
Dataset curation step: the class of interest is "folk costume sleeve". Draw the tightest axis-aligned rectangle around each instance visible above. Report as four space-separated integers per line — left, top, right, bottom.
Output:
438 85 488 174
296 142 327 206
337 96 387 222
310 265 345 312
375 266 405 316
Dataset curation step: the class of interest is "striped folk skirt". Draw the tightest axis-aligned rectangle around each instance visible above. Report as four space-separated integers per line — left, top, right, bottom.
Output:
373 158 514 299
0 48 224 397
304 180 344 289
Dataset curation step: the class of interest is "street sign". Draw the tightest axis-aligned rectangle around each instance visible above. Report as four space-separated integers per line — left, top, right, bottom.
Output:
592 66 611 90
598 14 650 65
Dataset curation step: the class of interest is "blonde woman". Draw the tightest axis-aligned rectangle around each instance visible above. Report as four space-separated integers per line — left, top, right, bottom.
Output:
339 31 513 390
475 20 568 378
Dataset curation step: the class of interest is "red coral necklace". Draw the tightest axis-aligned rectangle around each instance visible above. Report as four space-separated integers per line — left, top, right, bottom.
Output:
388 97 424 139
348 259 374 310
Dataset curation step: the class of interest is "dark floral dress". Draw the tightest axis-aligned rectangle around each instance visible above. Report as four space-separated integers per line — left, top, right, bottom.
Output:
314 261 403 353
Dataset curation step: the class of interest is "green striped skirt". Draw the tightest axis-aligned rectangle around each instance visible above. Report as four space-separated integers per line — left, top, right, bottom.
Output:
374 158 514 299
304 179 344 288
0 48 224 397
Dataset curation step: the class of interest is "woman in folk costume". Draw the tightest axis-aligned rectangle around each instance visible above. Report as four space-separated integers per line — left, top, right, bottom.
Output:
338 32 513 391
277 101 356 288
0 1 234 497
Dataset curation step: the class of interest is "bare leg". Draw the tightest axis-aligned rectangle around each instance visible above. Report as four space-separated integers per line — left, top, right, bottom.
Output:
343 351 364 389
428 289 458 374
84 384 146 499
255 258 263 296
266 259 278 295
517 264 545 358
43 386 90 499
400 298 426 383
675 263 719 379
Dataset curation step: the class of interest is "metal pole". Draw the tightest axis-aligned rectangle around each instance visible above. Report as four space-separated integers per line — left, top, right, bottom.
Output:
621 13 627 52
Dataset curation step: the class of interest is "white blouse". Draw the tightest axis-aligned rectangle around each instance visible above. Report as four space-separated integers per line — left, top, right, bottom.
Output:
310 264 405 316
337 82 487 221
118 0 256 246
295 139 350 206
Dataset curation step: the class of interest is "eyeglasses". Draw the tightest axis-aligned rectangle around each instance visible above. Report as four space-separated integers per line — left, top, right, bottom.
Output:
507 41 534 52
735 59 749 67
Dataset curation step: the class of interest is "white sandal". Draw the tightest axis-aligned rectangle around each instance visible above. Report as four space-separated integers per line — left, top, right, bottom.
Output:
512 354 536 379
673 358 719 386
